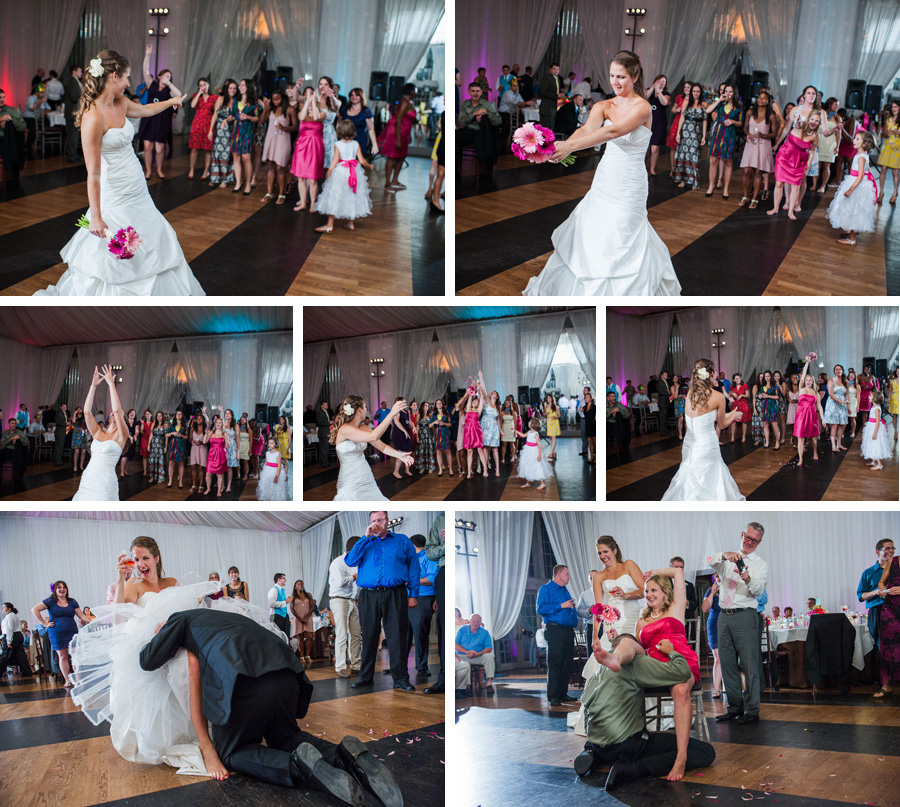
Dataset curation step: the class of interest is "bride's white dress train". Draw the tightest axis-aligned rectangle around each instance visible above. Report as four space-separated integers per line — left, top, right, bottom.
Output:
70 580 282 775
34 120 206 297
662 410 745 501
333 440 389 501
72 439 121 501
523 120 681 297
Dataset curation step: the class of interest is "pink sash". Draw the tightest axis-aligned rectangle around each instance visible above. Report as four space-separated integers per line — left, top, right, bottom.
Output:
849 168 878 205
341 159 358 193
266 461 279 467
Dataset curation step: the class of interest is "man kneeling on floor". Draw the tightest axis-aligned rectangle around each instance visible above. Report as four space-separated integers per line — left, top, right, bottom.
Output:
575 633 715 791
140 608 402 807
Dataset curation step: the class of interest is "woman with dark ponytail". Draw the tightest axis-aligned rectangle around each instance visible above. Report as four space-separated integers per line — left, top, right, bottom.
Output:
1 603 32 678
33 50 205 296
523 51 681 297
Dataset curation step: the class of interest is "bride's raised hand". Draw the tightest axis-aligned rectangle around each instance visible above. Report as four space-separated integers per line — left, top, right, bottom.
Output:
91 367 103 387
100 364 116 384
390 399 408 416
170 94 188 108
116 552 131 581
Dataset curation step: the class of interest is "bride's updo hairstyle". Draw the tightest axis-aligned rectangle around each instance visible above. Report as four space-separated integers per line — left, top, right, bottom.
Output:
688 358 716 412
130 536 164 578
610 50 645 99
640 573 674 620
596 535 624 563
76 50 130 128
329 395 365 444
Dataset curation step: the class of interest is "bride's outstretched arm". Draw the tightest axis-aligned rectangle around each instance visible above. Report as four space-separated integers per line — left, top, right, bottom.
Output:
552 98 650 160
82 367 103 438
123 94 187 120
102 365 128 440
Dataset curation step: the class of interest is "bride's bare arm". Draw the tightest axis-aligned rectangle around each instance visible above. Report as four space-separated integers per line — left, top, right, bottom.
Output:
81 112 106 237
551 100 608 153
553 98 650 159
123 95 187 120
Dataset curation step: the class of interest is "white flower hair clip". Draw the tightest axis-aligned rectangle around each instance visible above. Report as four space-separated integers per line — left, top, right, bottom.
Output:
696 367 710 380
88 58 104 78
342 403 354 416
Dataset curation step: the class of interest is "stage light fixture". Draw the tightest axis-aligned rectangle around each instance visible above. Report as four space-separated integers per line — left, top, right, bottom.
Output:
625 7 646 50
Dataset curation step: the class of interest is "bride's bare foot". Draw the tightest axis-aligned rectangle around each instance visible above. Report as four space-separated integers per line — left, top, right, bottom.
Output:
199 741 229 780
593 645 621 672
666 757 687 781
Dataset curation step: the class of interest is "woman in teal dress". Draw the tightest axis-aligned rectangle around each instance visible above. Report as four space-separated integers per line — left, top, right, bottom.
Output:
431 399 454 476
164 410 188 488
71 407 89 473
228 78 260 195
706 83 742 199
759 371 782 449
673 376 687 439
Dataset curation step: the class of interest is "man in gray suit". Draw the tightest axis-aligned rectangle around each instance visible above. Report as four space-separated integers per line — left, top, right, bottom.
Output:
539 63 561 131
316 401 332 467
64 66 83 163
52 403 68 466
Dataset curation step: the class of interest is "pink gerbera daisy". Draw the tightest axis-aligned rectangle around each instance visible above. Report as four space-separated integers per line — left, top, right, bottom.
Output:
512 122 545 154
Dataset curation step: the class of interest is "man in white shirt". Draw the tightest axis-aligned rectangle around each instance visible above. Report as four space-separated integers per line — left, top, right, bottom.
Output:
45 71 64 106
710 523 768 724
567 395 578 428
266 573 289 639
328 536 361 678
571 77 592 99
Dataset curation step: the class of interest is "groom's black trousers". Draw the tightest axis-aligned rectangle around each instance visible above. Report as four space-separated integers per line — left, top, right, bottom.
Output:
211 668 336 787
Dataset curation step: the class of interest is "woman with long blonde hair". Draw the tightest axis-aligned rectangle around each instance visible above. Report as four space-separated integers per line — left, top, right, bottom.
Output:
662 358 744 500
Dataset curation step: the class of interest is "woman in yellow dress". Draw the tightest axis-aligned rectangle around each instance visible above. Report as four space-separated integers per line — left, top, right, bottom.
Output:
543 394 560 461
888 367 899 433
878 101 900 205
274 415 292 482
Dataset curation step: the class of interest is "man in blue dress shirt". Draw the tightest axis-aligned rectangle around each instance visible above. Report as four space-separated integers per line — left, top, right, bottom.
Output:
407 534 440 681
857 538 895 691
346 511 419 691
536 564 579 707
455 614 494 691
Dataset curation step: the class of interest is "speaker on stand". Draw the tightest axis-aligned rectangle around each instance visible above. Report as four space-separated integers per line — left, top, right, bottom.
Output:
388 76 406 104
529 387 541 407
255 403 268 422
876 359 888 378
846 79 866 110
864 85 883 117
750 70 769 98
267 406 280 425
518 385 530 405
369 71 389 101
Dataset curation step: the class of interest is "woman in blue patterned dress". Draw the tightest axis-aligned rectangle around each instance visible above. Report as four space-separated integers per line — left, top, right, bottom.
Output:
415 402 437 474
477 372 501 476
228 78 260 195
759 371 781 449
148 412 168 483
672 83 707 189
217 406 240 494
71 406 89 473
823 364 849 452
165 410 188 488
705 84 742 199
31 580 88 687
209 79 237 187
431 399 454 475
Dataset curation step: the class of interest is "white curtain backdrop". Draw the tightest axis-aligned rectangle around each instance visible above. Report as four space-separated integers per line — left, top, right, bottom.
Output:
176 336 222 410
180 0 244 99
865 307 900 369
304 341 332 406
336 511 439 543
735 0 803 102
97 0 148 68
476 511 898 617
38 346 75 409
659 0 724 85
541 512 603 598
675 308 712 377
332 338 371 405
567 308 597 390
76 343 114 413
0 338 42 421
128 339 177 414
850 0 900 88
435 324 483 390
256 333 294 410
575 0 622 90
455 511 535 639
206 1 265 85
316 0 380 97
480 320 520 404
606 311 675 393
393 330 443 404
684 4 742 87
376 0 445 82
779 307 825 365
732 306 774 379
260 0 320 83
518 312 567 388
297 514 337 602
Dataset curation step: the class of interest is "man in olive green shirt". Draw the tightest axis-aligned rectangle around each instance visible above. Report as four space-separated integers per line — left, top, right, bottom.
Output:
576 634 715 790
457 83 501 171
0 89 26 139
0 418 29 479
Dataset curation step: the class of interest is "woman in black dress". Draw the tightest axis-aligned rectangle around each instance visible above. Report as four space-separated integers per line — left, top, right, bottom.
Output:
390 395 414 479
584 391 596 464
647 74 670 176
119 408 139 478
138 44 182 179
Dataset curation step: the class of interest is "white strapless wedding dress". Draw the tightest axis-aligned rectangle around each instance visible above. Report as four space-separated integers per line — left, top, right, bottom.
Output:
570 574 643 735
34 120 205 296
70 580 283 775
333 440 388 501
523 120 681 297
662 410 745 501
72 439 121 501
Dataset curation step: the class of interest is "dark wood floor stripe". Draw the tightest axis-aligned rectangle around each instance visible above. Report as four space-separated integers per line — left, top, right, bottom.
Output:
606 434 688 469
0 710 109 751
456 150 605 200
746 436 853 501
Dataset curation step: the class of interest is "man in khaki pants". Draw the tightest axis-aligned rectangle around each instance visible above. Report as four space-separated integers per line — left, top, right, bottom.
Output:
328 537 361 678
455 614 495 692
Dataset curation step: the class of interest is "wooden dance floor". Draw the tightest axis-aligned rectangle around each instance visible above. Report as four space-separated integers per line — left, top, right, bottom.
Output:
0 137 443 296
0 648 444 807
303 436 596 501
455 664 897 807
0 456 293 502
455 150 900 296
606 431 898 501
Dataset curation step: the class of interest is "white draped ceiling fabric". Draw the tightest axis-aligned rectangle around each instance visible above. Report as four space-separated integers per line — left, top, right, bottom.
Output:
375 0 445 83
96 0 149 69
455 511 535 640
457 511 899 632
659 0 724 86
674 308 711 379
307 310 596 409
850 0 900 88
606 311 674 392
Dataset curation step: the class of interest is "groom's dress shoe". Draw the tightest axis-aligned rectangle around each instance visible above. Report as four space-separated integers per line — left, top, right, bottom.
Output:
573 748 594 776
736 713 760 724
291 743 365 807
715 711 743 721
336 735 404 807
605 758 640 791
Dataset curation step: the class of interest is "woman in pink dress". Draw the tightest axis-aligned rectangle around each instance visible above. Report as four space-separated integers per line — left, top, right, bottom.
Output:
456 389 486 479
291 86 324 212
594 564 698 782
202 415 227 496
259 89 297 205
378 83 417 193
249 419 265 478
739 90 776 208
188 77 217 179
768 112 820 220
793 357 826 466
188 416 208 492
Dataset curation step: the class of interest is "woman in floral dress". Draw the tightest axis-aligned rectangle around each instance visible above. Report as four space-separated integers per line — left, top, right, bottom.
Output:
415 402 437 474
759 371 781 449
148 412 167 483
672 84 707 189
71 406 89 473
208 79 237 187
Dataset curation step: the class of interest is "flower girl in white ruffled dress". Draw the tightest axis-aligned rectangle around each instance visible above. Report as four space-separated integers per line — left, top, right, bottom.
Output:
257 436 290 500
315 119 374 234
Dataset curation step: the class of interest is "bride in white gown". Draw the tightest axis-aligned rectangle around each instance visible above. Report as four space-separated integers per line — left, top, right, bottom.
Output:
331 395 414 501
571 537 644 735
73 365 128 501
662 358 745 501
523 50 681 297
33 49 205 296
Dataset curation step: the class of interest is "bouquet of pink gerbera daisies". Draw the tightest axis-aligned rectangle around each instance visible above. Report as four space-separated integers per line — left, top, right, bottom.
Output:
511 122 576 166
591 602 622 624
805 352 818 362
76 215 142 260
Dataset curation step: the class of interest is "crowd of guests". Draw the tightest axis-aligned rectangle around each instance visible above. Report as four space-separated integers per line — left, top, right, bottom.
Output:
607 362 897 468
305 380 596 490
0 401 292 499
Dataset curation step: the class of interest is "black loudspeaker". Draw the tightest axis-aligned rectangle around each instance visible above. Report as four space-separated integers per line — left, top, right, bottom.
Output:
876 359 888 378
518 385 530 405
275 66 293 88
370 71 389 101
260 69 276 97
255 403 268 422
529 387 541 406
388 75 406 104
750 70 769 97
864 84 883 117
457 388 466 401
735 74 751 103
846 79 866 110
267 406 280 425
863 356 876 373
192 401 204 412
